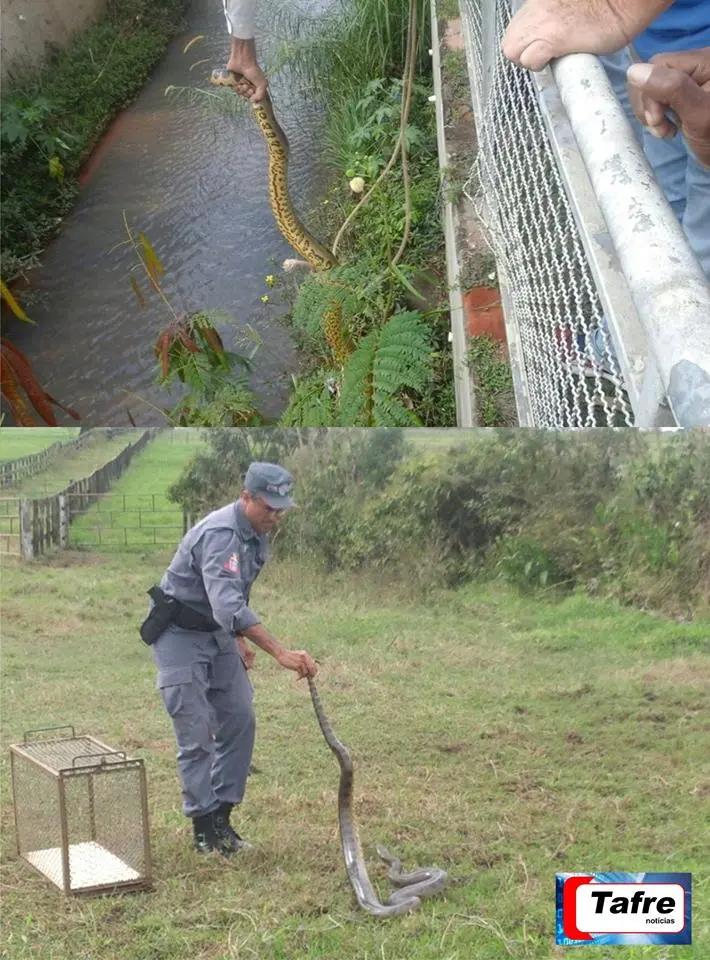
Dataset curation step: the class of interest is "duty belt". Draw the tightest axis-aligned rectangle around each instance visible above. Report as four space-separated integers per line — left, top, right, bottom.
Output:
148 585 220 632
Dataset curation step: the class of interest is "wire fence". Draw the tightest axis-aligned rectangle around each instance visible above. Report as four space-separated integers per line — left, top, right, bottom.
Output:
0 493 186 557
459 0 710 428
69 493 186 549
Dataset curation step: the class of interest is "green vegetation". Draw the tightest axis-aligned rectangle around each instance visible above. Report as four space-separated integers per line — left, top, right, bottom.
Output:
272 0 456 427
2 427 708 956
123 221 265 427
2 550 708 959
3 0 457 427
167 428 710 620
465 336 516 426
70 430 204 547
1 0 191 281
0 427 79 459
0 431 138 497
437 0 461 21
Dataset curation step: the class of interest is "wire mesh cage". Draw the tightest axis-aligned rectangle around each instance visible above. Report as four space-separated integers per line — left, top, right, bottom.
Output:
10 726 152 895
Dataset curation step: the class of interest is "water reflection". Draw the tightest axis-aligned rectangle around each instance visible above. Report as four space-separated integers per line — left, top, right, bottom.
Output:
5 0 328 425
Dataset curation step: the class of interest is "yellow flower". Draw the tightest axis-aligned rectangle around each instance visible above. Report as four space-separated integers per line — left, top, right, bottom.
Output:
260 295 270 304
265 274 275 287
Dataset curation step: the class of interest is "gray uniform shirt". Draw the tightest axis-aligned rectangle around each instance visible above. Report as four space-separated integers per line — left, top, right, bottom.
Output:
159 501 268 641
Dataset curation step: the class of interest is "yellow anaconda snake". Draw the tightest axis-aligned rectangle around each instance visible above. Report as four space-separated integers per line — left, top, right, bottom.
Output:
210 69 337 271
307 677 448 917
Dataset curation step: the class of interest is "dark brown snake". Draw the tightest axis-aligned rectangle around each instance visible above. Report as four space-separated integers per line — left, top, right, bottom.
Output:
307 677 448 917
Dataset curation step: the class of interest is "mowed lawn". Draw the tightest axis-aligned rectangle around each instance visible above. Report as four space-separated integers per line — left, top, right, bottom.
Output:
0 428 81 461
0 433 140 498
0 431 149 552
70 432 205 548
1 551 708 960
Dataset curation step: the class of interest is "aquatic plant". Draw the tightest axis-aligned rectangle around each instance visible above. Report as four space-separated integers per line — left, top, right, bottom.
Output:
121 218 264 427
0 282 80 425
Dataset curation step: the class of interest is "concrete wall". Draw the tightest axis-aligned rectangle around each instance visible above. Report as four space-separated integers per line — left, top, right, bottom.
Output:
1 0 107 81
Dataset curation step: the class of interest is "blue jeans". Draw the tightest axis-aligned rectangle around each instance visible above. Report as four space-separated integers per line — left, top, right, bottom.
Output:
601 48 710 280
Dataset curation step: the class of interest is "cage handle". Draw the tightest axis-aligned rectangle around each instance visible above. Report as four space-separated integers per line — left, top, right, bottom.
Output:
23 724 76 742
71 751 127 768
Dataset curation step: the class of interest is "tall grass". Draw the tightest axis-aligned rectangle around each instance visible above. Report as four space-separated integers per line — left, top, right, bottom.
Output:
270 0 454 426
274 0 431 102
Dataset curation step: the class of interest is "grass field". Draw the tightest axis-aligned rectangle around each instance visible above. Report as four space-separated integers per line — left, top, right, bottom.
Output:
1 551 708 960
0 429 81 461
0 432 145 550
69 433 205 548
0 433 141 497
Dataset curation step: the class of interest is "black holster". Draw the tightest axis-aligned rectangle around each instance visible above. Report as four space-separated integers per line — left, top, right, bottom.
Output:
139 586 180 645
139 585 220 645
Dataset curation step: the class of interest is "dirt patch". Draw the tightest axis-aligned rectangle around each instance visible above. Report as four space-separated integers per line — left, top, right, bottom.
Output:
34 550 108 567
620 657 710 689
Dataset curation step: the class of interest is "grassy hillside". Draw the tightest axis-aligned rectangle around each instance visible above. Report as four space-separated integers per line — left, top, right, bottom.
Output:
2 552 707 960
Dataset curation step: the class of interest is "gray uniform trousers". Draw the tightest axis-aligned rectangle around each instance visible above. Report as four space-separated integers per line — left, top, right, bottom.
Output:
153 623 255 818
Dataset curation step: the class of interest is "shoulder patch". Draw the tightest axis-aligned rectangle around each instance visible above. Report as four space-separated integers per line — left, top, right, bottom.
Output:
223 552 240 575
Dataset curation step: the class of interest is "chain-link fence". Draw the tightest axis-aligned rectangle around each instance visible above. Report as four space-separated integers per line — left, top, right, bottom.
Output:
459 0 710 428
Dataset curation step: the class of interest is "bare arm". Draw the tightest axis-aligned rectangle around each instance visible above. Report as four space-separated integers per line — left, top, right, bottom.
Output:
221 0 268 101
241 623 318 678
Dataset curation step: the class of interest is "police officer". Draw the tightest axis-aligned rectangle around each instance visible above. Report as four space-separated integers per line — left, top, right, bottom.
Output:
141 462 318 856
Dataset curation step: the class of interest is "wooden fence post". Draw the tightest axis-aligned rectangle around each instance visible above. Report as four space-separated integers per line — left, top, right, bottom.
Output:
20 500 34 561
59 494 69 548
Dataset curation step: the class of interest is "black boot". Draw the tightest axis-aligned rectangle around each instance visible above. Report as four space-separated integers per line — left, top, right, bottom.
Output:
192 812 231 857
213 802 252 852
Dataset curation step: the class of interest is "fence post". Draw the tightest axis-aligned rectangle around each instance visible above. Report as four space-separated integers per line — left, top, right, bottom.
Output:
20 500 34 561
59 494 69 548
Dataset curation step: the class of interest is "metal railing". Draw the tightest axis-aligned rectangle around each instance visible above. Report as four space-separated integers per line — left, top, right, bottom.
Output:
459 0 710 428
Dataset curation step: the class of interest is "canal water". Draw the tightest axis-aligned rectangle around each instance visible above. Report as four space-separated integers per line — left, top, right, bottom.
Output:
6 0 328 425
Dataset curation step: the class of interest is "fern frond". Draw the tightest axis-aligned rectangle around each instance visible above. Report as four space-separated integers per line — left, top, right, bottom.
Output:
290 265 371 347
336 311 432 426
168 383 263 427
280 373 338 427
374 310 431 394
372 393 420 426
339 330 378 425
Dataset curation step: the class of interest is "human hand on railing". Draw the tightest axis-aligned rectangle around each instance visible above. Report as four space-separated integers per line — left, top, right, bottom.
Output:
627 50 710 168
501 0 674 72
